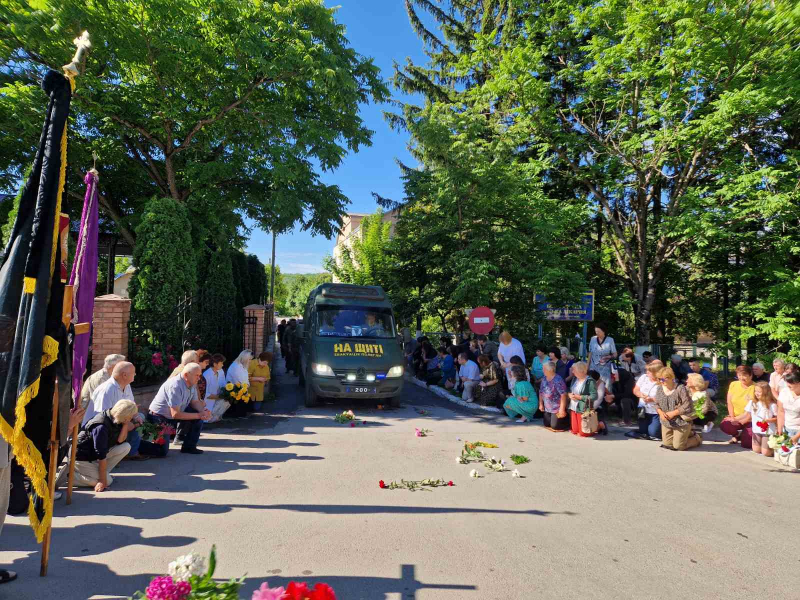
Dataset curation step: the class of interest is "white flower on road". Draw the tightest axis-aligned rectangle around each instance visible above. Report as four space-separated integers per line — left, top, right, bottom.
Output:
511 469 521 478
168 551 206 582
469 469 480 478
457 456 465 464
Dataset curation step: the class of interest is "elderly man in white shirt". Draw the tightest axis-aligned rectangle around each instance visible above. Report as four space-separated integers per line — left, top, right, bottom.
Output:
79 353 126 411
457 352 482 401
83 362 149 461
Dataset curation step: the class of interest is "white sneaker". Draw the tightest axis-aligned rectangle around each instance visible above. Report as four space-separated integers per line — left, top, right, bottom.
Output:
703 423 714 433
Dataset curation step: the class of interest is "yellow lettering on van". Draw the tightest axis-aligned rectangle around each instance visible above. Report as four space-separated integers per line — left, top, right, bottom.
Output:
334 343 343 354
344 343 352 353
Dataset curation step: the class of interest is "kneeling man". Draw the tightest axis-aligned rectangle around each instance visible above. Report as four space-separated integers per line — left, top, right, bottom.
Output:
146 363 210 456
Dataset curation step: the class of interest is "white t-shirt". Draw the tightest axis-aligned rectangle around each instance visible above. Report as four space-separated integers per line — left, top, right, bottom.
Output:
778 387 800 430
745 400 777 435
498 338 525 367
770 371 787 394
636 374 660 415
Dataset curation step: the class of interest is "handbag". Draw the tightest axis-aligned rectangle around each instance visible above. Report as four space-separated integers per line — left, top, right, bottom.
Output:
581 408 599 435
774 446 800 470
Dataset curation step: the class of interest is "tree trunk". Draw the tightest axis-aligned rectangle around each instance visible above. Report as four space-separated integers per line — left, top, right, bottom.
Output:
634 280 658 345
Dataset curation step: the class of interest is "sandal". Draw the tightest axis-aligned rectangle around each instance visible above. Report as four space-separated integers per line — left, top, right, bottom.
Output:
727 437 739 444
0 570 17 584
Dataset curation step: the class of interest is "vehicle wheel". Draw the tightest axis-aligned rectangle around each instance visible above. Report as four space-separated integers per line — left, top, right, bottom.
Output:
304 375 318 407
389 395 401 408
298 365 305 387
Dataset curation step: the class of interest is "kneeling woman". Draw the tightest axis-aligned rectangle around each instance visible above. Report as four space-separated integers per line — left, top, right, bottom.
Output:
75 399 139 492
504 366 538 423
654 367 702 451
567 362 598 437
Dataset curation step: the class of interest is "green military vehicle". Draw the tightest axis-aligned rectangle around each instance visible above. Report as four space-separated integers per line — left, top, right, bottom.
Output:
296 283 405 407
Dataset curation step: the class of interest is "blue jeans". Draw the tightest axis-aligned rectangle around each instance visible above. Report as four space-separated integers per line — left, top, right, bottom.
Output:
638 413 662 439
143 407 203 456
126 429 141 456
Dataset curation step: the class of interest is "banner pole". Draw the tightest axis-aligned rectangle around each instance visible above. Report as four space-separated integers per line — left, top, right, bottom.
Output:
40 384 60 576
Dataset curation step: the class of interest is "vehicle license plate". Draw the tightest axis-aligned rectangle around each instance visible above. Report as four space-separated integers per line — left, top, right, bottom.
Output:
347 387 375 393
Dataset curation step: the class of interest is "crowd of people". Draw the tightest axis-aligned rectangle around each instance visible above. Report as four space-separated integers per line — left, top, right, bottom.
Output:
66 347 273 493
406 327 800 455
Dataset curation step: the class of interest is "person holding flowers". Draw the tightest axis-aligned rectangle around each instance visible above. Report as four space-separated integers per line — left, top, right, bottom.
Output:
686 373 717 433
227 350 253 387
746 382 778 457
146 364 210 456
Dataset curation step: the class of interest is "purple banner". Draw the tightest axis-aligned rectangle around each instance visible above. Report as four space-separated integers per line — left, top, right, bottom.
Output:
69 170 100 402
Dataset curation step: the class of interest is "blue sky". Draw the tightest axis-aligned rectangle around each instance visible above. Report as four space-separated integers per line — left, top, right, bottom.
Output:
244 1 430 274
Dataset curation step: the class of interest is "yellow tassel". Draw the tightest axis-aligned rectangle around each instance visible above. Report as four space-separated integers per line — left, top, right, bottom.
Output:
41 335 59 370
49 122 68 278
23 277 36 294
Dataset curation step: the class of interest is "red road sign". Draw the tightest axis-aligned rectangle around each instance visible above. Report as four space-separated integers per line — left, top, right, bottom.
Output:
468 306 495 335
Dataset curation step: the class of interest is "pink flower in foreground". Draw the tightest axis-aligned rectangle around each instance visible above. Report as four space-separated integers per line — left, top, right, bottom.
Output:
145 576 191 600
252 582 287 600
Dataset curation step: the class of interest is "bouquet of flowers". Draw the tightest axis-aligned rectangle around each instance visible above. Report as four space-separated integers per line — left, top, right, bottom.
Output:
131 547 337 599
768 432 792 453
139 421 176 446
691 391 708 419
334 410 355 424
223 382 250 404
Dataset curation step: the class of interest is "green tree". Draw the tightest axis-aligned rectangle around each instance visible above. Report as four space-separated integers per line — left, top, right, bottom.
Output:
192 245 237 352
265 264 288 309
246 254 266 305
322 210 392 286
128 197 196 321
1 0 389 244
471 0 800 343
281 272 331 316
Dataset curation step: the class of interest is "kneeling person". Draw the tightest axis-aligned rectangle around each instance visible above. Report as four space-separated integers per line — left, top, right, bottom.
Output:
145 363 211 456
74 399 138 492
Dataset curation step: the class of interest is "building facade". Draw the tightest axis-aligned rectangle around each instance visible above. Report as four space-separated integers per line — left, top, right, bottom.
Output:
331 210 399 282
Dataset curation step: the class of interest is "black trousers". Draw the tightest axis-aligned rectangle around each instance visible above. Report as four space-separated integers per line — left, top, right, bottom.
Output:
543 410 570 431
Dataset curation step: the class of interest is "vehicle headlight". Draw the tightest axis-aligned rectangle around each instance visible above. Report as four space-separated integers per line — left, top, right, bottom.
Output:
312 363 335 377
386 365 404 378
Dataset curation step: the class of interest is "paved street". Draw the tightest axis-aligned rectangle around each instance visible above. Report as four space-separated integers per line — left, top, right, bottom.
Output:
2 361 798 600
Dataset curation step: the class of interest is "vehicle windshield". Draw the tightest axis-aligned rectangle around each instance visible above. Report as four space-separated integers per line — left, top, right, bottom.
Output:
316 306 396 339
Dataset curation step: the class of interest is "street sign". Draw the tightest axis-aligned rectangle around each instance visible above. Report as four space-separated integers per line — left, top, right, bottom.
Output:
468 306 495 335
535 290 595 322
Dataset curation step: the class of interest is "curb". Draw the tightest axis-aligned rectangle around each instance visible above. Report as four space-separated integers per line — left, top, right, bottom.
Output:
404 374 503 413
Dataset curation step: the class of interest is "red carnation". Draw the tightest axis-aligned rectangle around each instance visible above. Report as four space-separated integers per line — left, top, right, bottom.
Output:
379 480 386 489
447 481 454 486
309 583 337 600
362 421 367 425
156 437 166 446
285 582 310 599
781 445 790 452
757 421 768 432
350 422 355 427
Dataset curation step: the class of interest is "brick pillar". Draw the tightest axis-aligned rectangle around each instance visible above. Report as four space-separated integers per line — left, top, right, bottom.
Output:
91 294 131 373
244 305 267 354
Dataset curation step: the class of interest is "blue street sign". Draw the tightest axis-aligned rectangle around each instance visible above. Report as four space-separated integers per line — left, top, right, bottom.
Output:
535 290 595 322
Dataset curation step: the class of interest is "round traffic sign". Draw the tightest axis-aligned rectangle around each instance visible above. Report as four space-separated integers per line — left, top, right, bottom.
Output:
468 306 495 335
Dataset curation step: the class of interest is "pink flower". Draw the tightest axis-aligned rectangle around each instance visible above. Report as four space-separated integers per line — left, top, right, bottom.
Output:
252 582 287 600
415 429 422 437
152 352 164 367
362 421 367 425
145 576 191 600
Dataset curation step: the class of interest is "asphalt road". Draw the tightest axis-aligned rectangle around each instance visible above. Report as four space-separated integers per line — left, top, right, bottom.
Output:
2 358 798 600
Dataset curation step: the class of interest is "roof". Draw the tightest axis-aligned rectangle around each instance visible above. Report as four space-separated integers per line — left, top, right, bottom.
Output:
311 283 391 307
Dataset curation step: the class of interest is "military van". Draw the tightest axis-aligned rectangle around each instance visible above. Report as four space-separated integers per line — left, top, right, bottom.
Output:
296 283 405 407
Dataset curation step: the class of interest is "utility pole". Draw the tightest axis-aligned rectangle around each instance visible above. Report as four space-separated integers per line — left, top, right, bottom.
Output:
269 229 276 304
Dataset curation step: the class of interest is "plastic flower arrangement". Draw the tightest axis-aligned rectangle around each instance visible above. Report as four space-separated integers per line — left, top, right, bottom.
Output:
768 433 791 451
224 382 250 404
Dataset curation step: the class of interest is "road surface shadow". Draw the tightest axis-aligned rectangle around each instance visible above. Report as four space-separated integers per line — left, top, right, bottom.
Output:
237 564 476 600
253 503 578 518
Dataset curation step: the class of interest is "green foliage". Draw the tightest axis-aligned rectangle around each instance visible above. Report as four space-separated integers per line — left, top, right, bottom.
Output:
245 254 266 305
128 197 196 321
265 264 288 307
323 210 393 286
192 245 237 350
1 0 389 260
230 251 249 312
280 272 332 316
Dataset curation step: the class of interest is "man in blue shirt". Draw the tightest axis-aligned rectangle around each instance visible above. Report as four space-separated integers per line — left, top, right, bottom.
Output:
146 364 210 456
457 353 481 401
688 357 720 399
